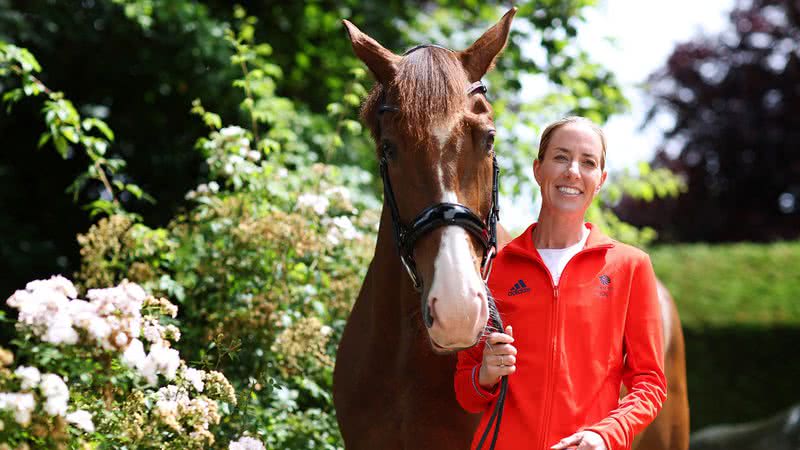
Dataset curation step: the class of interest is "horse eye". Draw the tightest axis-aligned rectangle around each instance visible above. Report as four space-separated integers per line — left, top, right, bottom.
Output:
485 130 496 154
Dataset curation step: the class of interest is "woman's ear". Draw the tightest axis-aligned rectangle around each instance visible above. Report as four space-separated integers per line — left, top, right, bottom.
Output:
533 159 542 185
596 170 608 193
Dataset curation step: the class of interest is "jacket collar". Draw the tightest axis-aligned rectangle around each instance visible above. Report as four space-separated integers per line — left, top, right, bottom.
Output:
503 222 614 260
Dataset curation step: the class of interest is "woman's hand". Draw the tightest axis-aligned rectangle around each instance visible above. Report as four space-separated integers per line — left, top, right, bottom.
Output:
478 325 516 389
551 431 606 450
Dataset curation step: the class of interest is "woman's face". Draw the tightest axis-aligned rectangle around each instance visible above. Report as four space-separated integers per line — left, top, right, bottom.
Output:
533 122 607 217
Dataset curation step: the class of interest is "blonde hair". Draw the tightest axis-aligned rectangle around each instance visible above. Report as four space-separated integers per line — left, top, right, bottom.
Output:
537 116 607 170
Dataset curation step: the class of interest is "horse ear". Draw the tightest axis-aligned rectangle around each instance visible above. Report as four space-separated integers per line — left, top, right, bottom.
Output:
459 8 517 82
342 19 400 84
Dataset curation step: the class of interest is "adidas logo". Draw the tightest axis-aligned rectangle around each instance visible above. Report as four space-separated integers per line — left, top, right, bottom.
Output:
507 279 531 296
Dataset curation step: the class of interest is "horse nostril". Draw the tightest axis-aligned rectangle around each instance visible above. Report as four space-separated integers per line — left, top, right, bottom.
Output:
424 297 436 328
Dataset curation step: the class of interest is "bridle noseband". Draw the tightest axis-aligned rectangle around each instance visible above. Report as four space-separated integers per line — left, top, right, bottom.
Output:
378 141 500 301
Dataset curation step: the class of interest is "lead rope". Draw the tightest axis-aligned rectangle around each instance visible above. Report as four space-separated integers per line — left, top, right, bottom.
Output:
475 306 508 450
478 156 503 450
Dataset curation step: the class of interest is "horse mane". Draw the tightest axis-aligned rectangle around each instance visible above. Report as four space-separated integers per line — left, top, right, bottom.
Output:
362 46 469 144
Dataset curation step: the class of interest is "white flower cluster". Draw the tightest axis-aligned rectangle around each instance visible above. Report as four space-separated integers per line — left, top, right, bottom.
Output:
297 193 330 215
185 181 220 200
322 216 363 246
0 366 93 432
200 125 262 182
296 186 356 217
6 276 184 386
0 392 35 427
65 409 95 433
151 380 221 444
229 436 266 450
39 373 69 416
6 276 146 348
183 367 205 393
122 339 181 385
324 186 352 205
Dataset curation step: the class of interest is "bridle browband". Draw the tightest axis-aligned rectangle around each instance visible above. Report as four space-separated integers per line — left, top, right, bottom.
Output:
375 44 506 450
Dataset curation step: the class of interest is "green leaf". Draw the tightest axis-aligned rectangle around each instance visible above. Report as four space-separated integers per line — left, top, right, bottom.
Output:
125 183 144 199
18 48 42 72
2 88 23 104
53 135 68 158
60 127 79 143
343 120 362 134
203 112 222 129
37 132 51 148
84 199 116 218
82 118 115 141
637 161 651 176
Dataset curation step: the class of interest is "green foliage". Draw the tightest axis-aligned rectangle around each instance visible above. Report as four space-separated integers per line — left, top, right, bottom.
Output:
651 241 800 328
590 162 686 247
64 8 380 447
0 40 151 219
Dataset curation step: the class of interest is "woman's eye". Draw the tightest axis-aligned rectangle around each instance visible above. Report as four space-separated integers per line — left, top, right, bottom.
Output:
583 160 597 168
555 155 568 161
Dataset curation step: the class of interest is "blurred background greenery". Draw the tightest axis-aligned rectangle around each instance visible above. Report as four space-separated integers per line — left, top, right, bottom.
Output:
0 0 798 446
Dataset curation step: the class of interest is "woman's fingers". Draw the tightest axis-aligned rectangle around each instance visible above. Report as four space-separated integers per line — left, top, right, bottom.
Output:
551 432 584 450
494 354 516 367
487 343 517 356
479 326 519 387
486 331 514 346
494 364 516 376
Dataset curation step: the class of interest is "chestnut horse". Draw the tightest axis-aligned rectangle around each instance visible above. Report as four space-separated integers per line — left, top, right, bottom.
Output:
334 8 689 450
335 9 516 449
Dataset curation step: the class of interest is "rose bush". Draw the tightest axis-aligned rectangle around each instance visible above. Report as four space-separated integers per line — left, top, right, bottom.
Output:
1 276 239 449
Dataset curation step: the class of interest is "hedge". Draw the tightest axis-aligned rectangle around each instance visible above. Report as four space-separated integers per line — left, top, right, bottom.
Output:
650 241 800 430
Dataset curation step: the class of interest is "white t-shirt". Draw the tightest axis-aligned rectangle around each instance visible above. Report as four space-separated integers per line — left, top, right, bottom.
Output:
537 225 590 286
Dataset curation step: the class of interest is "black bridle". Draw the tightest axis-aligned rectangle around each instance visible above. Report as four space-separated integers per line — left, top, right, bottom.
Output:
377 81 499 317
375 44 507 450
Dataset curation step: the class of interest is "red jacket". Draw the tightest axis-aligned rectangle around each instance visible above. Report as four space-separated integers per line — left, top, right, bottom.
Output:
455 223 666 450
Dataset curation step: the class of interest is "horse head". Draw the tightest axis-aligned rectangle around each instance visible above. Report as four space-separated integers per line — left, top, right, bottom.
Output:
343 9 516 353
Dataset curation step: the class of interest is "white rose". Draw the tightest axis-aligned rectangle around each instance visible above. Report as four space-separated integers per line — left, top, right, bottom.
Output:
14 366 41 391
66 409 95 433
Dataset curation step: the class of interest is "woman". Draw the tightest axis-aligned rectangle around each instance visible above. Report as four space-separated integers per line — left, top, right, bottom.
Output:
454 117 666 450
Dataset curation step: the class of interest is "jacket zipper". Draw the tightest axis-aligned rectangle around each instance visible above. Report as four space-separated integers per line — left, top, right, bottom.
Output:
510 244 612 449
540 283 559 450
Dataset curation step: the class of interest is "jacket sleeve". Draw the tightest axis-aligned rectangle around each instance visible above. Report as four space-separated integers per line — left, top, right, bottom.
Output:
584 254 667 450
454 339 499 413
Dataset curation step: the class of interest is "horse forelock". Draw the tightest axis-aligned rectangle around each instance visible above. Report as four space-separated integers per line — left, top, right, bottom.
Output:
361 47 469 146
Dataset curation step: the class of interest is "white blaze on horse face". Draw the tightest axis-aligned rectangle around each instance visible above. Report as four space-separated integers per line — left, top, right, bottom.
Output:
431 115 460 151
426 188 488 348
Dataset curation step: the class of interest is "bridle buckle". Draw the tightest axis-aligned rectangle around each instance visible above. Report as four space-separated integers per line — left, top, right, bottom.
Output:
481 245 497 283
